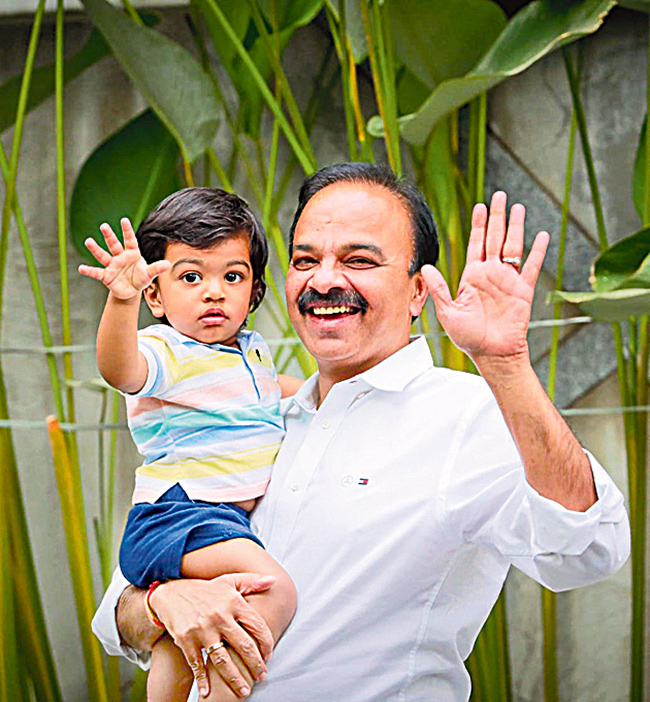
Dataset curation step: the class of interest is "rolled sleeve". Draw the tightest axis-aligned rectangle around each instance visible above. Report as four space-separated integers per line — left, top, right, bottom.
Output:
513 450 631 591
91 567 151 669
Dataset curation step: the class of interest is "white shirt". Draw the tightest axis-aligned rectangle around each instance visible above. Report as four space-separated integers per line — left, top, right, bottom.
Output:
93 337 630 702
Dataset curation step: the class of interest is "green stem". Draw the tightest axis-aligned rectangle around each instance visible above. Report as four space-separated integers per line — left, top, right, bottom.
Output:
246 0 317 169
0 0 46 327
201 0 315 174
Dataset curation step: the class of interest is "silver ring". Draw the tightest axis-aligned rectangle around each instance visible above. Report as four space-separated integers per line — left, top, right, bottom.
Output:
502 256 521 267
205 641 225 655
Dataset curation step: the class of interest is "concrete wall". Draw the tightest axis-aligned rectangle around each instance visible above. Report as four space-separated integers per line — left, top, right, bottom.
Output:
0 5 644 700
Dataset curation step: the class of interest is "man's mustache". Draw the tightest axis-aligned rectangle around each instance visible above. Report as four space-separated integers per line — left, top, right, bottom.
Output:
297 288 369 315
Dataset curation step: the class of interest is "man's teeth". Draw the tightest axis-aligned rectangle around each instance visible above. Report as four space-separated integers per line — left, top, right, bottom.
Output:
312 306 353 315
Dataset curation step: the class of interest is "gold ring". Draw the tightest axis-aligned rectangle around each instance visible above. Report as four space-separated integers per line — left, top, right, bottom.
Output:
205 641 225 655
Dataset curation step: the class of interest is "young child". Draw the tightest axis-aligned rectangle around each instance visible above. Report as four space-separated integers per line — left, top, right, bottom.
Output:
79 188 298 701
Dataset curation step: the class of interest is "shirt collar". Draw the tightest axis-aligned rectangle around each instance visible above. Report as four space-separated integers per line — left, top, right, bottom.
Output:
282 336 434 416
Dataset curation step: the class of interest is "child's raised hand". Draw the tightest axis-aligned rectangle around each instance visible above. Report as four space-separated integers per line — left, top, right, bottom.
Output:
78 218 171 300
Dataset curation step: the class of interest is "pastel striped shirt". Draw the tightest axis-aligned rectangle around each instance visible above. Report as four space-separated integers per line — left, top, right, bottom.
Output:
125 325 284 504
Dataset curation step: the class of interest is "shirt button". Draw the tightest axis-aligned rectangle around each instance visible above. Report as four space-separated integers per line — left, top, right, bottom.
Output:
290 482 300 491
356 392 368 400
321 420 330 429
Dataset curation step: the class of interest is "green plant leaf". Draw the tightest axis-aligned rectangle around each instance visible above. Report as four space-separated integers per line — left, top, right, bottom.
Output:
196 0 321 138
70 109 181 262
592 226 650 292
0 16 160 137
81 0 220 162
633 115 647 221
400 0 616 146
324 0 367 63
549 288 650 321
618 0 650 10
388 0 507 91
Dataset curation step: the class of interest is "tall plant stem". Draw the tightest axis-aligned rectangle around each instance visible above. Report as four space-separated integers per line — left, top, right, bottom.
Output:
0 0 46 324
563 44 643 702
360 0 400 174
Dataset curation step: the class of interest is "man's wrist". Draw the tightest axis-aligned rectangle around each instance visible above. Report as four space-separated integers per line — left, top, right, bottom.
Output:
116 585 165 651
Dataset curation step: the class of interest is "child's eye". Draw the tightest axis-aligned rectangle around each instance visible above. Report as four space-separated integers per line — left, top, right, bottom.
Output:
225 271 244 283
181 272 201 284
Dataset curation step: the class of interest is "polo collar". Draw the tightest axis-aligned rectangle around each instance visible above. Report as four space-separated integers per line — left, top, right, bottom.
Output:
282 336 434 416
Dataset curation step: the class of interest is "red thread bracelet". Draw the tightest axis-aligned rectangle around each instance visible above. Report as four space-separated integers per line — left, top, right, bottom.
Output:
145 580 165 629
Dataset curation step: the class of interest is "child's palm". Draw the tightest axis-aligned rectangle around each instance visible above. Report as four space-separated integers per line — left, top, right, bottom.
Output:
78 218 171 299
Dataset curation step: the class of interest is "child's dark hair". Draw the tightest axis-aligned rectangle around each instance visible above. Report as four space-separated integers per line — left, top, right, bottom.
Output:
137 188 268 312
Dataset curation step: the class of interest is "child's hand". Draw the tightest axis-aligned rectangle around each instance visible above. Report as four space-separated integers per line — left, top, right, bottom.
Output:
78 218 171 300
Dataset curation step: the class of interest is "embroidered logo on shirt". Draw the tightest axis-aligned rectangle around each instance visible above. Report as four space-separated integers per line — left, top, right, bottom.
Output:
358 478 369 485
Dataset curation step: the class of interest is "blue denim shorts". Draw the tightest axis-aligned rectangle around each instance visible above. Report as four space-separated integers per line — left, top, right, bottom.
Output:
119 483 264 589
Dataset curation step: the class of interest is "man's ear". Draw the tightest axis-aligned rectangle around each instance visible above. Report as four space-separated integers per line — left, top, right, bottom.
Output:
409 270 429 318
143 281 166 319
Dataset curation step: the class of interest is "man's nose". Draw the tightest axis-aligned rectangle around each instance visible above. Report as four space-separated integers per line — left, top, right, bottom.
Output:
307 260 347 294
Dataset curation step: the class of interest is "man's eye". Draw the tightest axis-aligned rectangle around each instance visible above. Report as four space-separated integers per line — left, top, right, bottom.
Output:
225 271 244 283
292 257 318 270
181 272 201 283
346 257 376 268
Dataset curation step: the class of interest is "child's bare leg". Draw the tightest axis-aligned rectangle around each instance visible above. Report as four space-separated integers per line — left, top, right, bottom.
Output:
181 538 297 648
148 633 194 702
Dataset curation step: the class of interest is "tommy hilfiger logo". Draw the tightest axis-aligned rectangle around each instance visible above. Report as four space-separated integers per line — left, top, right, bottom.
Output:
341 475 370 487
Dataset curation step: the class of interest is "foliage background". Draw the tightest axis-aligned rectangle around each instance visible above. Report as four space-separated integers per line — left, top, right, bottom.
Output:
0 1 645 700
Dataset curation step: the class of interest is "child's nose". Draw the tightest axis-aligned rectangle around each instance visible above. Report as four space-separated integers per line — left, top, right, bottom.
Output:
202 279 225 301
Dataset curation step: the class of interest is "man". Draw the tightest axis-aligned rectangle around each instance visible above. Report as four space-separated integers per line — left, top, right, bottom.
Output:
93 163 629 701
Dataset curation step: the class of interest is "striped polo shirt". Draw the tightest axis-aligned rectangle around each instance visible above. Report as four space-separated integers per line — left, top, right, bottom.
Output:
125 325 284 505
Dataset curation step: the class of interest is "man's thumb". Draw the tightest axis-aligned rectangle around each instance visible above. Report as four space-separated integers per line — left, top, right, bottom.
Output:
217 572 276 596
420 265 451 308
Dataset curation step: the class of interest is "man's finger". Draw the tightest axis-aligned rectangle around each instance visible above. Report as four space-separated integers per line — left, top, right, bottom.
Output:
502 203 525 262
421 264 452 313
100 223 124 256
467 203 488 265
185 651 210 699
485 191 507 260
222 618 268 680
207 641 251 698
521 231 550 287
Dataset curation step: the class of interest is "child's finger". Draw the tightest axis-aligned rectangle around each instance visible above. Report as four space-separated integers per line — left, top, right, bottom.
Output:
121 217 138 250
147 260 172 279
99 223 124 256
84 238 112 266
78 263 106 281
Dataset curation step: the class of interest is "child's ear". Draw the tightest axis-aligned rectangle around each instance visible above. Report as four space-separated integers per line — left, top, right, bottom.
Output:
143 281 165 318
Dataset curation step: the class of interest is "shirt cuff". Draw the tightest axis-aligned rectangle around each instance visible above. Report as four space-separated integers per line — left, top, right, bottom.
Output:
524 450 627 556
91 567 152 669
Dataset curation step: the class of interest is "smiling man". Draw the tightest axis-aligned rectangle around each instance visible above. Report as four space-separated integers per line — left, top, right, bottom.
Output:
93 163 629 702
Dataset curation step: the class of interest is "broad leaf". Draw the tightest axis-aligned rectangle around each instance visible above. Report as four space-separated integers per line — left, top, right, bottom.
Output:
324 0 367 63
592 226 650 292
633 115 648 221
389 0 507 91
82 0 220 162
401 0 616 146
549 288 650 321
70 109 181 263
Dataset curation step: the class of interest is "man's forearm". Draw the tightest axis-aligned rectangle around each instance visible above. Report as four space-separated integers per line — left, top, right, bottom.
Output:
117 585 165 651
474 351 597 512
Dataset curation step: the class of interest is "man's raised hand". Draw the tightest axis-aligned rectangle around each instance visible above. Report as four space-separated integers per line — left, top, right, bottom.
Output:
78 218 171 299
422 191 549 363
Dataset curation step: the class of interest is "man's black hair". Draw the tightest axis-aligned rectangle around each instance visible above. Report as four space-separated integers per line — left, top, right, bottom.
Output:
137 187 268 312
288 162 439 274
